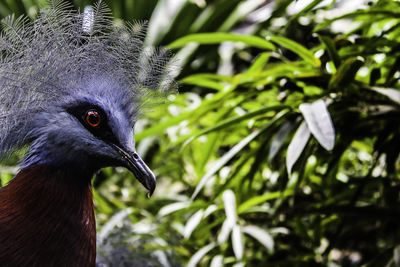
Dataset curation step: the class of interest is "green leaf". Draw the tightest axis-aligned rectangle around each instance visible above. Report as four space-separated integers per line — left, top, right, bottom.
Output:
319 35 341 68
218 219 233 244
135 111 194 141
210 255 224 267
204 204 218 217
181 76 226 91
238 191 294 214
184 209 204 239
0 2 11 17
223 190 237 226
394 245 400 267
189 0 241 33
136 85 237 141
247 52 271 73
181 73 233 83
179 105 289 146
232 225 243 260
191 110 289 199
145 0 187 45
370 87 400 105
158 201 191 217
195 132 220 177
314 9 400 32
329 57 364 89
168 33 276 50
98 208 133 242
286 121 311 175
93 190 114 215
268 35 321 67
188 243 217 267
269 121 295 161
4 0 25 16
299 100 335 151
242 225 274 252
286 0 324 27
218 0 265 32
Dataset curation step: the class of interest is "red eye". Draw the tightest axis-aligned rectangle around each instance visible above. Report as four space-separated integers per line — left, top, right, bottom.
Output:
86 110 101 127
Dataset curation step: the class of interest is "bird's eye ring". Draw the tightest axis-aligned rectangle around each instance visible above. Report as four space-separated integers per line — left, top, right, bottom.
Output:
86 110 101 127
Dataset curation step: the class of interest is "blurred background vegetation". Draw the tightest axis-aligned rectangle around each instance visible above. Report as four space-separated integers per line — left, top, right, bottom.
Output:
1 0 400 266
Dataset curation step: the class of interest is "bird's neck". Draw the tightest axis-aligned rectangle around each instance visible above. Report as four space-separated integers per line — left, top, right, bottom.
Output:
0 165 96 266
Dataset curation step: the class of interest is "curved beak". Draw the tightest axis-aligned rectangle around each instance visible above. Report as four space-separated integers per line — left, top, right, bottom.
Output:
111 144 156 197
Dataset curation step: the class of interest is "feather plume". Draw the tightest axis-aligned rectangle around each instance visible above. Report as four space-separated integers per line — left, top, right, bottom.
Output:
0 0 175 158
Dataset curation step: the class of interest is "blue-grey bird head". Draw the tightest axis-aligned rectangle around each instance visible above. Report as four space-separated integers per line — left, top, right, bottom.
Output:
23 76 158 193
0 1 175 195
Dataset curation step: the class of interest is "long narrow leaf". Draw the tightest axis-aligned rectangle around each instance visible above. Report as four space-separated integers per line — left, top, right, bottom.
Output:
232 225 243 260
268 121 295 160
286 121 311 175
299 99 335 151
247 52 271 73
223 190 237 226
268 35 321 67
158 201 191 217
168 33 276 50
191 110 289 199
371 87 400 104
314 9 400 32
136 85 237 141
145 0 186 45
181 76 226 91
242 225 274 252
286 0 324 27
188 243 217 267
218 0 265 32
328 57 364 89
184 209 204 239
238 190 294 214
180 105 289 146
210 255 224 267
319 35 341 68
218 219 233 244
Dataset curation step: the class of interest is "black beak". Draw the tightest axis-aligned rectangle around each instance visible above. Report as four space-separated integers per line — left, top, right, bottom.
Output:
111 144 156 197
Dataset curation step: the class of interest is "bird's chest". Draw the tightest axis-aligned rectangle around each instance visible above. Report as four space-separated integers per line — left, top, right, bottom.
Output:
0 166 97 267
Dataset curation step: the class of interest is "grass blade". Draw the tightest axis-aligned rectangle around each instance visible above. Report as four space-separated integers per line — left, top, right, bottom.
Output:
168 33 276 50
319 35 341 68
179 105 290 146
191 110 289 199
268 35 321 67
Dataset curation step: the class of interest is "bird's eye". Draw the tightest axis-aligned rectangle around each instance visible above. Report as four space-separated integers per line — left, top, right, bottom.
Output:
85 110 101 127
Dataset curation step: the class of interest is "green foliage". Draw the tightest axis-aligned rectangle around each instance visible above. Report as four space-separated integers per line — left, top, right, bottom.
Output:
1 0 400 266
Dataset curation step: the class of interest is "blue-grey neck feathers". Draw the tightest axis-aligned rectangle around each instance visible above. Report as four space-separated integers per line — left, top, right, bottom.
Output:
0 0 174 159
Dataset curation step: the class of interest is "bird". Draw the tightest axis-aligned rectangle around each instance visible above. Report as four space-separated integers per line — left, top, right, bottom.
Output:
0 0 173 266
